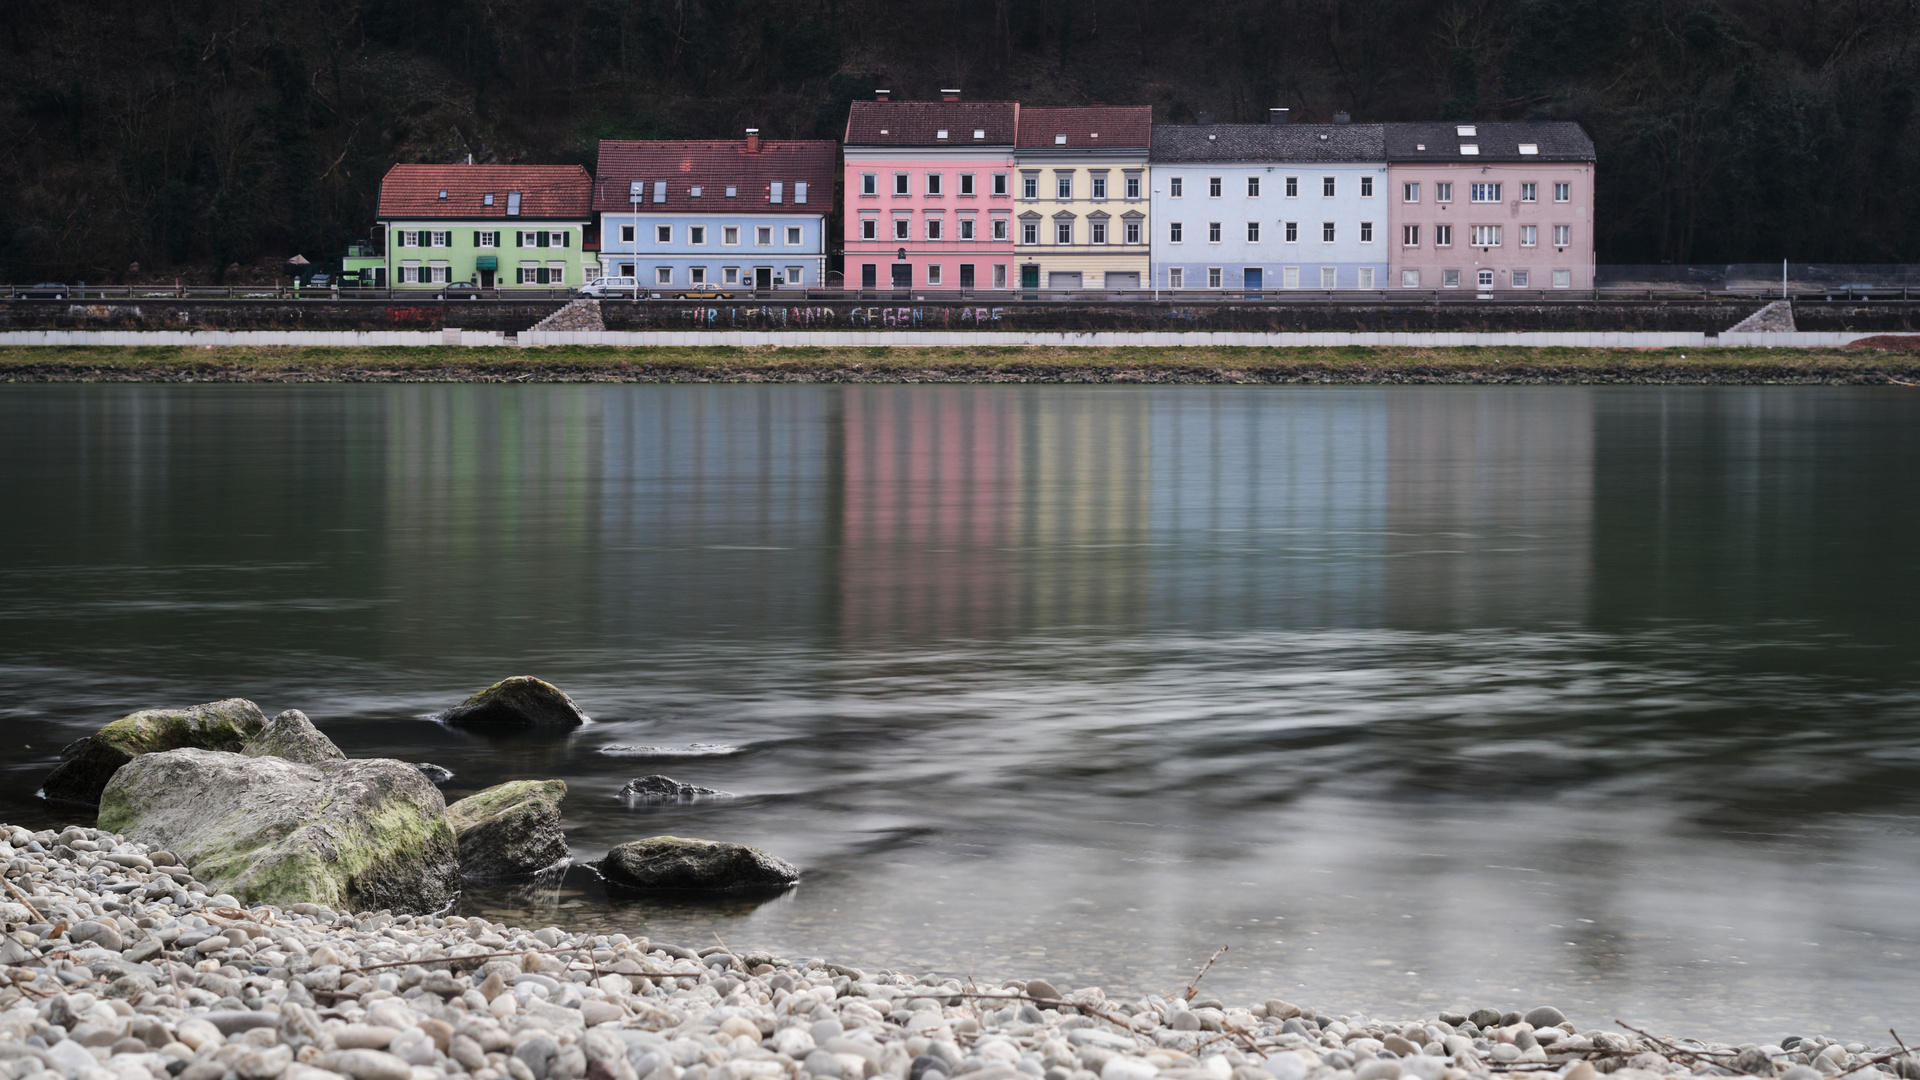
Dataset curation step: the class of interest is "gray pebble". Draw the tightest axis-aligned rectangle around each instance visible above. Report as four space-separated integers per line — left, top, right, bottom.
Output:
1522 1007 1566 1029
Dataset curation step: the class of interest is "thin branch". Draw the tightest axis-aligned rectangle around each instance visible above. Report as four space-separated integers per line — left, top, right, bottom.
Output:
1183 945 1227 1002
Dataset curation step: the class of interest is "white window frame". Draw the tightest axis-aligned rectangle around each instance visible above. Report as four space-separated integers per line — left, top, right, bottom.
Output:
1321 266 1337 289
927 172 943 196
1056 174 1073 199
1169 177 1184 198
1169 222 1183 244
1555 182 1571 203
1090 219 1107 244
1285 221 1298 243
1125 219 1141 244
1513 269 1531 288
992 173 1009 196
399 261 421 283
1322 176 1336 197
1470 183 1503 203
927 264 943 286
1436 183 1453 203
1471 225 1502 247
786 226 802 246
756 226 773 246
1208 176 1222 198
723 226 740 246
620 225 635 243
1021 221 1038 244
1207 266 1223 288
723 267 740 285
689 226 706 245
1554 224 1572 247
927 217 943 241
1125 174 1141 199
1403 182 1419 203
1435 223 1453 247
1247 176 1260 198
655 225 672 244
1359 221 1373 243
1553 269 1571 288
1360 176 1374 198
960 173 975 196
1521 183 1537 202
959 217 976 241
1402 269 1420 288
894 173 910 196
786 266 804 285
895 218 911 241
655 267 672 285
1022 174 1039 199
1208 221 1222 243
861 218 878 241
1091 174 1108 199
429 262 449 283
1168 267 1184 288
1321 221 1335 243
1283 266 1299 289
1285 176 1298 198
1403 224 1420 247
992 218 1009 241
1246 221 1260 243
1055 220 1073 245
1359 266 1375 289
690 266 707 284
1521 225 1537 247
862 173 878 196
1443 269 1461 288
478 231 497 248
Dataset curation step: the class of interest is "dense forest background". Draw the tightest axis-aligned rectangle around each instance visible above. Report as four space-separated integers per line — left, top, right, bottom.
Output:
4 0 1919 281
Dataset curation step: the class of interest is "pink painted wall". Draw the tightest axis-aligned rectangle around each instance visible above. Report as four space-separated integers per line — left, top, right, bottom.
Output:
1386 162 1595 291
844 155 1018 290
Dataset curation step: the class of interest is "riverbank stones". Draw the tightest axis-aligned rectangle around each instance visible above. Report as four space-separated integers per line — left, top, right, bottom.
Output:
440 676 588 730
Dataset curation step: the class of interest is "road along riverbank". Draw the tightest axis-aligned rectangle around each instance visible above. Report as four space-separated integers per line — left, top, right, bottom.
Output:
2 824 1915 1080
3 346 1920 384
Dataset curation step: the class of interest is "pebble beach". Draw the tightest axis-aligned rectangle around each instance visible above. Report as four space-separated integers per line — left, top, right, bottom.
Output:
3 824 1914 1080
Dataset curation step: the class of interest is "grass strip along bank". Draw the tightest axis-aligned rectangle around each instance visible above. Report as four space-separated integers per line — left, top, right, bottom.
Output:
2 345 1918 384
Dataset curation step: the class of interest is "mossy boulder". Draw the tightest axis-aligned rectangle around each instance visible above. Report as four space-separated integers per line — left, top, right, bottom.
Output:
441 677 588 730
97 748 459 913
43 698 268 808
242 709 346 766
446 779 570 881
597 836 798 893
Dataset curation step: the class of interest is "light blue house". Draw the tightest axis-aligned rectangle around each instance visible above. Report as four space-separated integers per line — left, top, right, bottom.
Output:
593 133 839 292
1149 115 1388 292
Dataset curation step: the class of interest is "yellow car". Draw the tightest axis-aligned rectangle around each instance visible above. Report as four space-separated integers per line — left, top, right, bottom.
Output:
674 287 739 300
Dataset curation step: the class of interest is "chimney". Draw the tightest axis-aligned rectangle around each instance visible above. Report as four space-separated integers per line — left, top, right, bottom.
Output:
1269 108 1290 125
1332 111 1351 125
941 88 961 101
1196 111 1215 126
745 128 761 153
875 89 891 101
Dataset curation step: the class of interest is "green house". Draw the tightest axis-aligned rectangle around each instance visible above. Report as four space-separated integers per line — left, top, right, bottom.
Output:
371 163 597 291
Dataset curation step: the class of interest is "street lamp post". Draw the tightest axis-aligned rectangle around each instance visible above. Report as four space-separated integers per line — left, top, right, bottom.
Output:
630 181 643 302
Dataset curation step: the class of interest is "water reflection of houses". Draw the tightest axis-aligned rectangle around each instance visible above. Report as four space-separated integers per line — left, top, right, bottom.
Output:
1379 388 1593 627
837 387 1152 638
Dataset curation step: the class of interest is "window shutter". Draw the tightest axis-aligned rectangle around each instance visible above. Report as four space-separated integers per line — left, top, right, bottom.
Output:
537 267 549 284
514 231 523 248
538 232 549 248
560 232 570 249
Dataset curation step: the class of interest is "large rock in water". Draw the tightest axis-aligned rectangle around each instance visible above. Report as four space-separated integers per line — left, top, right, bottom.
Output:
97 748 459 913
445 780 570 881
598 836 799 893
241 709 347 765
440 677 587 730
42 698 268 807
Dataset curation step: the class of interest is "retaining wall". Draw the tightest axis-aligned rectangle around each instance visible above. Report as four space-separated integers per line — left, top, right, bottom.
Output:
0 329 1884 348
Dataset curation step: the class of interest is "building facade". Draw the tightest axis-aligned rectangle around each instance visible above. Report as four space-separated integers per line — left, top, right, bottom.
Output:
1012 106 1152 291
1385 122 1597 292
371 164 594 291
843 93 1019 292
1149 118 1389 292
593 134 837 292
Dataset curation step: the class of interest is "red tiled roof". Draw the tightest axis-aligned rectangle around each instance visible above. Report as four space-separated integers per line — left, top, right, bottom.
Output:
844 101 1020 147
376 164 592 220
592 140 839 213
1015 106 1153 150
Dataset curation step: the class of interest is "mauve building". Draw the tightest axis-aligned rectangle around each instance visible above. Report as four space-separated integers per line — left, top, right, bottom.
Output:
843 92 1020 292
1385 121 1596 293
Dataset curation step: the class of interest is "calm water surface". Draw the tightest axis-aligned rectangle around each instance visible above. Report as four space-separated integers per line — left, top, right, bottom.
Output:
2 384 1917 1042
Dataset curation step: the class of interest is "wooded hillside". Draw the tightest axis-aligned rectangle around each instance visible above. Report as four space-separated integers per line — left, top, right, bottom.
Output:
4 0 1916 279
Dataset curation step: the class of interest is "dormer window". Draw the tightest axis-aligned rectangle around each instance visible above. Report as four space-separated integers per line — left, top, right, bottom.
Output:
1456 125 1477 136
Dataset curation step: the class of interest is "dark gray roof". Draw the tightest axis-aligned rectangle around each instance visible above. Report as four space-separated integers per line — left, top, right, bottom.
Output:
1151 123 1384 163
1383 121 1593 162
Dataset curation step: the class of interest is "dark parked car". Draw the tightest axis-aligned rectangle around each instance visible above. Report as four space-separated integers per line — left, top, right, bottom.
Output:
12 282 69 299
307 273 331 289
436 281 484 299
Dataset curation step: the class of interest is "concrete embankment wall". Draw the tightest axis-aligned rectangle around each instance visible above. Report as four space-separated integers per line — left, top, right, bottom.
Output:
0 329 1881 347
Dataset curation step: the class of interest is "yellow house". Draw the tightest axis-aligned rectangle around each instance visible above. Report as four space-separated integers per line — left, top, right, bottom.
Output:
1013 107 1152 292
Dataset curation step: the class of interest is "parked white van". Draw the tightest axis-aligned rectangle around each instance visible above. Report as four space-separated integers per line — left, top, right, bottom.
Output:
576 276 642 298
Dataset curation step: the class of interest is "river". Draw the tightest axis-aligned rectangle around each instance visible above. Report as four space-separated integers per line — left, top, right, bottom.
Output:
1 384 1916 1041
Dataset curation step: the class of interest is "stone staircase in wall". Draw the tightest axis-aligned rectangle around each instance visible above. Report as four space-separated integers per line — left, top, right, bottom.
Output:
1725 300 1796 334
526 299 605 334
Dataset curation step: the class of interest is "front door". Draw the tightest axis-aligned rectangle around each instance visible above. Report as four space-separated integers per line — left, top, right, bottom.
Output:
861 264 877 291
1020 264 1039 294
755 267 773 290
891 264 912 290
479 269 494 289
1244 267 1263 297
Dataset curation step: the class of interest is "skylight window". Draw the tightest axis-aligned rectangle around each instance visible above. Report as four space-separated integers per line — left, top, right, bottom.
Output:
1460 144 1480 155
796 182 808 204
653 181 666 203
879 129 889 135
1416 144 1426 151
937 129 949 139
691 185 703 197
483 194 494 206
1457 125 1477 136
506 192 521 216
973 129 986 139
1054 134 1067 144
1518 144 1539 155
437 190 447 200
726 186 737 198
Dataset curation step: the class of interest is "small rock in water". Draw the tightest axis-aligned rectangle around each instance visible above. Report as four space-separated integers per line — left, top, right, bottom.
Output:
598 835 799 892
446 779 571 881
597 742 742 758
441 676 588 730
414 762 454 783
1522 1006 1567 1029
618 774 733 803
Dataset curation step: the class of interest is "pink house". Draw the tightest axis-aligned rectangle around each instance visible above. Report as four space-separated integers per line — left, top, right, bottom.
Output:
1386 122 1596 293
843 91 1019 291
